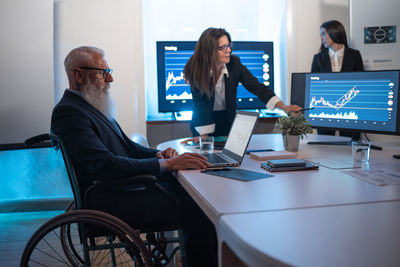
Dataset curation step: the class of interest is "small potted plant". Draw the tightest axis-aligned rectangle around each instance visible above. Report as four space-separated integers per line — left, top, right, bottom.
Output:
275 112 313 152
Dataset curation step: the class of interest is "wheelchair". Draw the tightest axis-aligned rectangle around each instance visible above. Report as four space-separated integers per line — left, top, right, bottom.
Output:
20 133 187 267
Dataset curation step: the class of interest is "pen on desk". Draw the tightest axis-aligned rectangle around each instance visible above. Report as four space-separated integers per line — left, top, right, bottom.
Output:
246 149 274 154
299 107 314 112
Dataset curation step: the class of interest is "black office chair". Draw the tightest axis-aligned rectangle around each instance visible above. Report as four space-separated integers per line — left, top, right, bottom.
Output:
20 133 187 267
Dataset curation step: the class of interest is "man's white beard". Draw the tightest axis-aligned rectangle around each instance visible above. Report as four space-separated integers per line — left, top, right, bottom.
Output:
81 79 116 120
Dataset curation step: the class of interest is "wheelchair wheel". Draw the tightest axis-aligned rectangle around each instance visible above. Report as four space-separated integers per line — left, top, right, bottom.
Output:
60 219 85 265
20 209 152 267
58 201 86 265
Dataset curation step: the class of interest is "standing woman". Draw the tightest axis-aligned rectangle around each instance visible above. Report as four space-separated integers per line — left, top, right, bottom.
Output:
311 20 364 138
312 20 364 72
184 27 301 137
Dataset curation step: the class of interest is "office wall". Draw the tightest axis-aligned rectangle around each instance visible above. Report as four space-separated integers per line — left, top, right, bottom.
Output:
286 0 349 106
0 0 53 144
287 0 349 75
349 0 400 143
53 0 146 137
0 0 145 143
349 0 400 70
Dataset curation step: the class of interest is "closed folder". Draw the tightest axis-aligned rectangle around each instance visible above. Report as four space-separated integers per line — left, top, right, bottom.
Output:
267 159 306 167
249 151 296 161
261 161 319 172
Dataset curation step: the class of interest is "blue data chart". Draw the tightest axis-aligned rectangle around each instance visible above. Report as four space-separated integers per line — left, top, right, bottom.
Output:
236 51 271 99
308 79 392 121
157 41 274 112
304 71 399 133
164 50 271 100
165 51 193 100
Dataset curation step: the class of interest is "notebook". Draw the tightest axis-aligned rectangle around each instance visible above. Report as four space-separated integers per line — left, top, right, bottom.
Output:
202 110 259 167
261 161 319 172
249 151 296 161
266 159 306 167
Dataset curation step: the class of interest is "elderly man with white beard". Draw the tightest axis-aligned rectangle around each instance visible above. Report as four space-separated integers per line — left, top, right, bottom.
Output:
51 46 218 267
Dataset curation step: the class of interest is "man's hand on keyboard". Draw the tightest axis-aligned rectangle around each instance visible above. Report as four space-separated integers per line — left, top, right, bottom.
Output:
156 148 178 159
166 153 210 171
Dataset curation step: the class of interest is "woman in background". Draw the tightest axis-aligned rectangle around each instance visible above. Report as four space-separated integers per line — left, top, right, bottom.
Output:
184 27 301 137
311 20 364 138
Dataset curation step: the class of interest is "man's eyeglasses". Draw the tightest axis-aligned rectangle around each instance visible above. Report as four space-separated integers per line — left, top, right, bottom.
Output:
218 43 233 52
79 67 113 77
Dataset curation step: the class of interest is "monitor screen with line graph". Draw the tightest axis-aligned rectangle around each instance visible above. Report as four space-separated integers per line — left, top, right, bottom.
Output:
156 41 274 112
301 70 400 135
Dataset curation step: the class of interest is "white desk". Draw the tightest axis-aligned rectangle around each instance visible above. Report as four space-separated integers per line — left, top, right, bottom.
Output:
158 134 400 224
157 134 400 266
220 201 400 267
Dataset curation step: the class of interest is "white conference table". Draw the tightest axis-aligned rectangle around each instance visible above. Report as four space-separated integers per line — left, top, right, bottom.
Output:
220 201 400 267
157 134 400 266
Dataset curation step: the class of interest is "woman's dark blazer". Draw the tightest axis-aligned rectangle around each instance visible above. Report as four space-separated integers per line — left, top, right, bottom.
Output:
190 54 275 136
311 47 364 72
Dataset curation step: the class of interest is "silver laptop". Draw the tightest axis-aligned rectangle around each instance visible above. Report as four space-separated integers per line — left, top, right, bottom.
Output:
202 110 259 167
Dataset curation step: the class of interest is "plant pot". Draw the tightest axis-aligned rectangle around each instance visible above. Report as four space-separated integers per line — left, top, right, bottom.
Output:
282 134 300 152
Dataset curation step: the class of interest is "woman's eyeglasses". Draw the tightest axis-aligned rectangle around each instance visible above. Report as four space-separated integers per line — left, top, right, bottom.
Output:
218 43 233 52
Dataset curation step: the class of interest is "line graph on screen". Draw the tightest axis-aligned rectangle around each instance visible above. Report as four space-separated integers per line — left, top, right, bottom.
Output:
308 79 393 122
165 51 192 100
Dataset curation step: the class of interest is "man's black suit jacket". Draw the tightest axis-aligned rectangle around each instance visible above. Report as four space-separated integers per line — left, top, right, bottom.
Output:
51 90 160 195
311 47 364 72
190 55 275 136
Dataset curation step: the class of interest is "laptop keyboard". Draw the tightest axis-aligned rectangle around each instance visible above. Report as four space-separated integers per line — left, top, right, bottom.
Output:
203 153 228 164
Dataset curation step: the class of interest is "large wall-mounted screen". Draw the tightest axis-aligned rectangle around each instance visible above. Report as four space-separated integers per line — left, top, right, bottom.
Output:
157 41 274 112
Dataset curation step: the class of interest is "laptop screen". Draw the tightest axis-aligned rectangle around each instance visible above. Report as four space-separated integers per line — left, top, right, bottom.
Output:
224 111 259 156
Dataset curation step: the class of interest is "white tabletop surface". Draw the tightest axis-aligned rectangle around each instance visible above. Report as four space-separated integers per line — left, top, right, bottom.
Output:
220 200 400 267
158 134 400 266
158 134 400 224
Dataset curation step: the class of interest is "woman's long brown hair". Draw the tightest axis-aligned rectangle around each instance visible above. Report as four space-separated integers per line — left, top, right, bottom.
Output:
319 20 348 52
184 28 231 98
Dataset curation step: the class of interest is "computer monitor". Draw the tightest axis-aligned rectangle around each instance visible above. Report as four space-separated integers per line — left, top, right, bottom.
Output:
156 41 274 113
291 70 400 146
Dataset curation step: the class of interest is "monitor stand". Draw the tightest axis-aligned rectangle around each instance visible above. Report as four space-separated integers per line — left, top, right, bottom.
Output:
173 111 192 121
307 133 383 150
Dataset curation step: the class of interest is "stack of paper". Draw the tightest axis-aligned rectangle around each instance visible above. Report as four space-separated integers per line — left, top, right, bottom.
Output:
249 151 296 161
